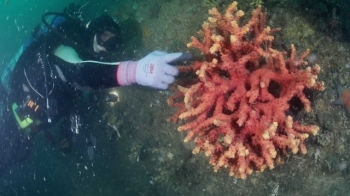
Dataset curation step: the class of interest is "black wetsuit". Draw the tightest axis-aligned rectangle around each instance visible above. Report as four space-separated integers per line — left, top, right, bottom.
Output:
0 16 120 177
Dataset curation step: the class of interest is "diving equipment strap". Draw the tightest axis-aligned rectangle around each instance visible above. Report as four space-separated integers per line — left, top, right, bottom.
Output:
12 103 33 129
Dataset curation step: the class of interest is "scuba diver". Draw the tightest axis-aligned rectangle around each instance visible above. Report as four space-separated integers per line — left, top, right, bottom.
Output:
0 3 191 177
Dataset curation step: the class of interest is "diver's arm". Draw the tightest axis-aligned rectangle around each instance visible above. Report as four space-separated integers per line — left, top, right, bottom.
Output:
52 57 119 90
78 62 120 89
52 45 119 90
53 47 191 90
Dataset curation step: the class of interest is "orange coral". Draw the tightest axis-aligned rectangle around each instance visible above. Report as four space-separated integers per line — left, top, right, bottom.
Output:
168 2 324 179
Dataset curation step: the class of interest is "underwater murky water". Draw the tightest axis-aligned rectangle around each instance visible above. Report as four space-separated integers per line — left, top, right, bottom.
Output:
0 0 350 195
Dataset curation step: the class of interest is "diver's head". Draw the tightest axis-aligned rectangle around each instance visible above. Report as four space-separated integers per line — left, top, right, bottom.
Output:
88 15 122 57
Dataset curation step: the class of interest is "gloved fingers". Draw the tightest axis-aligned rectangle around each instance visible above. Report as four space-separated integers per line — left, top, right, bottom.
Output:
162 64 179 76
163 52 193 64
154 82 168 90
160 74 175 84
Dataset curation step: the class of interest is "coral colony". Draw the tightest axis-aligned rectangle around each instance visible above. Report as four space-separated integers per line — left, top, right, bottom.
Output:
168 2 325 179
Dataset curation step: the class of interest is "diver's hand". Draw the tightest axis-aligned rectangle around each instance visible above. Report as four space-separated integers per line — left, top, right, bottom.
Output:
117 51 192 89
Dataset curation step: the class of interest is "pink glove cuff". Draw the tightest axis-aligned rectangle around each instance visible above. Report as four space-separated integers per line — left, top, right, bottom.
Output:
116 61 138 86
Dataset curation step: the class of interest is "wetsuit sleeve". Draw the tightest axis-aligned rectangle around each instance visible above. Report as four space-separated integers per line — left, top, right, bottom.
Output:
52 57 120 90
76 61 120 89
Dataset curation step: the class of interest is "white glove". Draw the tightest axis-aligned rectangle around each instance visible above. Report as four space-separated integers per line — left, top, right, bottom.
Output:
117 51 192 89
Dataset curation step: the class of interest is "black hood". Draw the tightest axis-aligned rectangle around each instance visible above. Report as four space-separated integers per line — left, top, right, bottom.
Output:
88 15 122 52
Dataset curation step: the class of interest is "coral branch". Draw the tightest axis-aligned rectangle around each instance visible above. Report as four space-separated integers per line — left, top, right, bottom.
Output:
168 1 324 179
